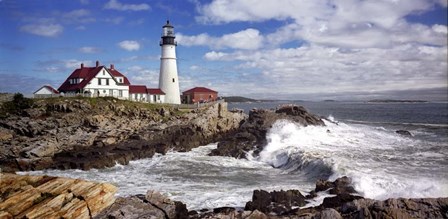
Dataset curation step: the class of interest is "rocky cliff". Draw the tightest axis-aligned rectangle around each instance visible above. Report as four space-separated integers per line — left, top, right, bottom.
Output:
0 97 246 171
210 105 324 158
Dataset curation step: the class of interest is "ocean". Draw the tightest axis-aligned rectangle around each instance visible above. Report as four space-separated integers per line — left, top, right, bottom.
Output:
21 101 448 210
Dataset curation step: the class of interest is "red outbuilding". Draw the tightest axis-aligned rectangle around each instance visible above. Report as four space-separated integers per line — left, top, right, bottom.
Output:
182 87 218 104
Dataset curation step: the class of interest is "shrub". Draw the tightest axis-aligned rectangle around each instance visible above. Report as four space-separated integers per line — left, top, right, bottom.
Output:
0 93 34 117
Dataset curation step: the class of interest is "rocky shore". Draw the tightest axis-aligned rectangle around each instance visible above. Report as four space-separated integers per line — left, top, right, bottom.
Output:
0 97 245 172
2 173 446 219
1 98 447 218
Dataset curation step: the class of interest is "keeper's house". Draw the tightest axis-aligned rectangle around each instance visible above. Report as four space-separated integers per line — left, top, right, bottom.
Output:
57 61 165 103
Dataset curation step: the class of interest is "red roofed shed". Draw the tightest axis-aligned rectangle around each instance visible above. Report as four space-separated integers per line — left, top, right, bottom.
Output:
182 87 218 104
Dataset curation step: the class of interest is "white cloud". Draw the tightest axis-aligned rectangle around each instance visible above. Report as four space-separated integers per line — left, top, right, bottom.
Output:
190 65 200 70
118 40 141 51
79 46 101 53
20 24 63 37
204 51 230 61
65 9 89 17
195 0 445 49
104 17 125 25
63 9 95 23
178 28 263 50
125 66 159 87
63 59 93 69
104 0 150 11
432 24 448 34
202 44 447 97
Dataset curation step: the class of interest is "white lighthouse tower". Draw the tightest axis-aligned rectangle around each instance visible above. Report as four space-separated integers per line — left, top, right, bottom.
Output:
159 20 181 104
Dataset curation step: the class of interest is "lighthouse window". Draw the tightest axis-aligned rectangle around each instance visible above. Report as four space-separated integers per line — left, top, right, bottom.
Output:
172 78 175 83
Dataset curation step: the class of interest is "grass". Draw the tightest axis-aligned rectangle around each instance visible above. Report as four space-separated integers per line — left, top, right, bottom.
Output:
34 96 177 112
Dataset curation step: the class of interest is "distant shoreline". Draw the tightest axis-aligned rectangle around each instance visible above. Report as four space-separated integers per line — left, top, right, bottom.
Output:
367 99 428 103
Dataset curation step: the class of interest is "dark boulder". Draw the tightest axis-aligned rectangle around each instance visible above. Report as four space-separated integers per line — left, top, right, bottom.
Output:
339 197 448 219
396 130 412 136
315 176 357 195
245 189 306 215
322 193 364 209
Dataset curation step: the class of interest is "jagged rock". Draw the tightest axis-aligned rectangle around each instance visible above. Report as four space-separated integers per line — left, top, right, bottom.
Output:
321 194 364 209
211 104 324 158
0 173 117 219
0 128 13 141
245 189 306 215
316 208 342 219
145 190 188 219
396 130 412 136
315 176 357 195
96 191 188 219
94 196 167 219
24 140 59 158
339 197 448 219
1 100 245 171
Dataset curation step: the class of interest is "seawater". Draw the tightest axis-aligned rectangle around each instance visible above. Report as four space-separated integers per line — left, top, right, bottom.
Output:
20 101 448 210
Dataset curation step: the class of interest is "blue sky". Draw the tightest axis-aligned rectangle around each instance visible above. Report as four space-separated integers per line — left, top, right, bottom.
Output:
0 0 447 100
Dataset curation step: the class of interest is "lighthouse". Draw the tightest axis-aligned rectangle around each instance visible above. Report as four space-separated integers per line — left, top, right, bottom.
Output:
159 20 181 104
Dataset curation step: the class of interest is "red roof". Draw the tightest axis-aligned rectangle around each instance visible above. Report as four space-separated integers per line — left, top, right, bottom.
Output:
44 85 59 94
58 65 130 92
34 85 59 94
129 85 147 94
147 88 165 95
183 87 218 94
109 68 131 85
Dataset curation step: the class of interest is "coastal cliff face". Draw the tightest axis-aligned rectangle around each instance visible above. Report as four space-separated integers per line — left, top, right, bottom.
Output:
0 98 246 171
210 105 325 158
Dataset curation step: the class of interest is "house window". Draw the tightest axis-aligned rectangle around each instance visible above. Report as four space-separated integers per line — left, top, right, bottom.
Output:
134 94 137 100
157 95 160 100
103 90 106 93
119 90 123 97
106 79 109 85
103 70 105 75
172 78 175 83
109 89 113 96
119 78 123 83
98 78 102 85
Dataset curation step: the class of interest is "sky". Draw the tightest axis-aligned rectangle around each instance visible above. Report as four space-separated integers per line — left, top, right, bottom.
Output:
0 0 447 101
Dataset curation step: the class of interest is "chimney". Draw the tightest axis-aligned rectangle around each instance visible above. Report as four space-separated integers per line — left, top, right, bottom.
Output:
81 63 84 69
96 60 99 67
110 64 114 70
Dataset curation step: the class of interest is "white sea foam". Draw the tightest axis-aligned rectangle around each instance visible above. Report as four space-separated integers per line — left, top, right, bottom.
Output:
19 118 448 209
253 119 448 200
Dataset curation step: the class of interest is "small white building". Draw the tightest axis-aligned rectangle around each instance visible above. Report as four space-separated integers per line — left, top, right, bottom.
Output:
58 61 130 99
129 85 147 102
147 88 165 104
129 85 165 103
33 85 60 98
